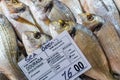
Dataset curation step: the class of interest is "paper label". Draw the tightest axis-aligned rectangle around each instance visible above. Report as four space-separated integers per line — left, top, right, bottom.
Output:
18 31 91 80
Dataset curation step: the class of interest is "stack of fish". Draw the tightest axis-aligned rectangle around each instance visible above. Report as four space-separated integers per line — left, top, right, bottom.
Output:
0 0 120 80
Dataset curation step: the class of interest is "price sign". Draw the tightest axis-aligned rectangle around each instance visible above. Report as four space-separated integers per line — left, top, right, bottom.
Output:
18 31 91 80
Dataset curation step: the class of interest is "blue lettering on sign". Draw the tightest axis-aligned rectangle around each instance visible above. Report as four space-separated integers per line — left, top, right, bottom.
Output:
41 41 54 51
25 53 37 62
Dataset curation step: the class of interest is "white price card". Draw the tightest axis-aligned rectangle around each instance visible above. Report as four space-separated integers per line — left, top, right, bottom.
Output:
18 31 91 80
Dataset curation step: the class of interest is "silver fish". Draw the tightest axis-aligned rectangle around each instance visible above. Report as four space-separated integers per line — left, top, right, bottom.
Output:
0 14 26 80
96 22 120 79
59 0 104 31
49 19 116 80
78 13 104 31
83 0 120 36
22 31 52 55
1 0 40 40
19 0 76 35
49 20 75 38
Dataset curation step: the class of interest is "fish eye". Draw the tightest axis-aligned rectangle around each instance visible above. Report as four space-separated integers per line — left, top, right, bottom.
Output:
87 14 94 21
34 32 41 39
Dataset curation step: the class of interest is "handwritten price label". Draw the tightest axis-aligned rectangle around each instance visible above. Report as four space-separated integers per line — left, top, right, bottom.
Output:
18 31 91 80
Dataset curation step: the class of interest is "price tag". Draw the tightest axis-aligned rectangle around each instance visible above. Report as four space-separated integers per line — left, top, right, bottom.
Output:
18 31 91 80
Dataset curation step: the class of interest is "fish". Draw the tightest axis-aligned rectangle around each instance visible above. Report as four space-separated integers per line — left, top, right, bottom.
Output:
47 0 76 22
49 19 116 80
96 22 120 79
113 0 120 12
59 0 83 23
1 0 40 40
0 73 9 80
78 13 104 31
21 30 83 80
22 31 52 55
0 13 26 80
49 20 75 38
58 0 104 32
83 0 120 36
19 0 76 35
72 24 116 80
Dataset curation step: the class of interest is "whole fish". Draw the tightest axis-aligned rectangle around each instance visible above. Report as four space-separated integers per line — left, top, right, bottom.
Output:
96 22 120 79
0 14 26 80
19 0 76 35
1 0 40 40
22 31 52 55
49 20 116 80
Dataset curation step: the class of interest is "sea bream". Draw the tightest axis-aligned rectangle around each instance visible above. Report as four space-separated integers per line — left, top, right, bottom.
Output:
49 20 116 80
0 13 26 80
22 31 52 55
83 0 120 36
58 0 105 31
1 0 40 40
96 22 120 79
18 0 76 35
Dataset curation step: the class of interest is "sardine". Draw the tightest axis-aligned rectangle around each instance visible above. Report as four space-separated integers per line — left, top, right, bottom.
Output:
49 20 116 80
0 14 26 80
96 22 120 79
22 31 52 55
1 0 40 40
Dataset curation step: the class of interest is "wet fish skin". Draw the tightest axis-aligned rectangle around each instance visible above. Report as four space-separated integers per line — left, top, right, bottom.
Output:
96 22 120 79
49 19 116 80
19 0 76 35
0 73 9 80
83 0 120 36
49 20 75 38
1 0 40 40
48 0 76 22
0 14 26 80
73 24 116 80
78 13 104 31
22 31 52 55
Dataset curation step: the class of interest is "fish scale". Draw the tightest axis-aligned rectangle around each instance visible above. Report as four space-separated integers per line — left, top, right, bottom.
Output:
0 14 26 80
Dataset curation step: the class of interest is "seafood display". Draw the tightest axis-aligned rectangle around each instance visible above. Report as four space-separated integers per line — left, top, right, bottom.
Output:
96 22 120 79
22 31 52 55
0 13 26 80
0 0 120 80
1 0 39 40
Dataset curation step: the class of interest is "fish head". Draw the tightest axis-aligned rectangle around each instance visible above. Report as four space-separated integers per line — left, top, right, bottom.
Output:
22 31 52 50
78 13 105 31
5 0 26 13
31 0 53 13
50 20 76 33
